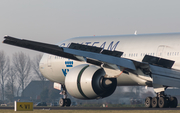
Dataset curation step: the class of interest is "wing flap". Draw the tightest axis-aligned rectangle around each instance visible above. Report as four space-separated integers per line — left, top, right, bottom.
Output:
69 43 124 57
142 55 174 68
69 43 102 53
150 65 180 87
152 74 180 87
101 49 123 57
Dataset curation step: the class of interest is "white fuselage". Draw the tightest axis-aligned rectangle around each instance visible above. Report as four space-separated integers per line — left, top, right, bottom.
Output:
39 33 180 87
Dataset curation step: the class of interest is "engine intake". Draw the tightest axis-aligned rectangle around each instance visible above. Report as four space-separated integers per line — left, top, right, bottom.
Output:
65 64 117 99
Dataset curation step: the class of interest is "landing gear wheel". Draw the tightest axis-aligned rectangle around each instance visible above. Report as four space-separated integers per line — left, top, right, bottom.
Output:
59 98 65 107
65 98 71 107
152 97 159 108
59 98 71 107
165 97 170 108
59 85 71 107
158 97 168 108
169 97 178 108
145 97 152 108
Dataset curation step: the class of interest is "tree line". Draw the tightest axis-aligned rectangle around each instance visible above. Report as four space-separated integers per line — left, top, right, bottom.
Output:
0 50 45 102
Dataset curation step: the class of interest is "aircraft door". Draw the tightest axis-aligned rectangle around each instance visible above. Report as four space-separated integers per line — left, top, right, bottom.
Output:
156 45 167 58
47 55 53 75
47 55 52 67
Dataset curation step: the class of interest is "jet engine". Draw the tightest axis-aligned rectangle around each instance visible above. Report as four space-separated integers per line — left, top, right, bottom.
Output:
65 64 117 99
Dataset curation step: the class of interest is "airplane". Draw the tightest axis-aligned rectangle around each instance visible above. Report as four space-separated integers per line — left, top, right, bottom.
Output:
3 32 180 108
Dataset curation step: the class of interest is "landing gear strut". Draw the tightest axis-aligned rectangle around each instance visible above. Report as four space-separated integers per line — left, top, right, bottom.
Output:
145 91 178 108
59 85 71 107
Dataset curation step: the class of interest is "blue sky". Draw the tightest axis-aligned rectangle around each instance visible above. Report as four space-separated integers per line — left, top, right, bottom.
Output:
0 0 180 56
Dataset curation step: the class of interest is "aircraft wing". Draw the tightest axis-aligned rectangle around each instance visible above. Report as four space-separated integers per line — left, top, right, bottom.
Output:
3 36 136 70
3 36 80 61
3 36 180 88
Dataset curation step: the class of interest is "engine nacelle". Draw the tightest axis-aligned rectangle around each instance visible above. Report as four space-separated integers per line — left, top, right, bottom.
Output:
65 64 117 99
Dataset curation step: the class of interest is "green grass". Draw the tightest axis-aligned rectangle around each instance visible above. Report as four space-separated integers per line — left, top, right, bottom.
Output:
0 110 180 113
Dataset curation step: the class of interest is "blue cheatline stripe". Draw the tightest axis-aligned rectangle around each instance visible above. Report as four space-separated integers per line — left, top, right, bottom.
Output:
77 65 89 99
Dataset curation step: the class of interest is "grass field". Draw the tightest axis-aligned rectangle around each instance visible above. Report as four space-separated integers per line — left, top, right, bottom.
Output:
0 110 180 113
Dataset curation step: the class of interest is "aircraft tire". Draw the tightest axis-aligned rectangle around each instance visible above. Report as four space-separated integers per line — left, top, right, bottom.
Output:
145 97 152 108
59 98 65 107
158 97 168 108
152 97 159 108
169 97 178 108
65 98 71 107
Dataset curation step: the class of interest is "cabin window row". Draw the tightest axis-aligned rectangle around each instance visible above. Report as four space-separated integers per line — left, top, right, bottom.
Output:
167 52 179 56
122 53 155 57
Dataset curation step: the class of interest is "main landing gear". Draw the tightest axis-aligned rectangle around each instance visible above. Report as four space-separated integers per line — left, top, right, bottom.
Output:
145 91 178 108
59 85 71 107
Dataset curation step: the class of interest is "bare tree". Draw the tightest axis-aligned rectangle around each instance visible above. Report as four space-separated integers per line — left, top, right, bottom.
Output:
32 54 46 89
0 50 10 100
16 83 21 97
5 66 16 101
12 52 31 96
